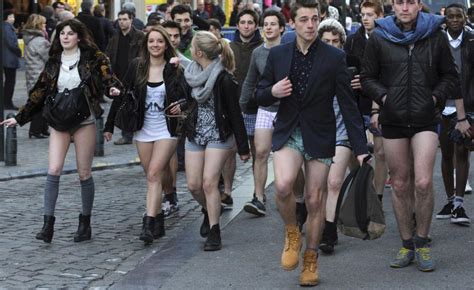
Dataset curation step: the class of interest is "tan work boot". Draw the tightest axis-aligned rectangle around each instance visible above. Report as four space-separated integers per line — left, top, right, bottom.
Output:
281 224 302 270
300 249 319 286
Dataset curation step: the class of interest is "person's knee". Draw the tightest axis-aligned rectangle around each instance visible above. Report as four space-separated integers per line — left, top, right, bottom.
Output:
327 176 343 195
305 192 325 210
275 179 293 199
202 177 218 194
391 177 411 196
255 147 270 163
415 177 432 194
146 170 161 183
77 168 92 181
374 145 385 162
187 179 202 194
48 167 62 176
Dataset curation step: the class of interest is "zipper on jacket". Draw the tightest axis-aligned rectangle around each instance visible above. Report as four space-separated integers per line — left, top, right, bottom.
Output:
407 44 415 127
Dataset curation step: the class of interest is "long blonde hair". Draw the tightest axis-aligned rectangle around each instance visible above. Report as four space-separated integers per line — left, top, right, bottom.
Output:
193 30 235 72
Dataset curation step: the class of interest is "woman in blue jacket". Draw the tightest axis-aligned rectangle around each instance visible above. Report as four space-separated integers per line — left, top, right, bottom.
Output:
2 10 21 110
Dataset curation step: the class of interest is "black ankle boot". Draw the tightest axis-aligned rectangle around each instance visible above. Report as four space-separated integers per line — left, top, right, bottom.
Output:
296 202 308 232
140 216 155 245
200 207 210 238
153 213 165 239
36 215 55 243
204 224 221 251
74 214 92 242
319 220 337 254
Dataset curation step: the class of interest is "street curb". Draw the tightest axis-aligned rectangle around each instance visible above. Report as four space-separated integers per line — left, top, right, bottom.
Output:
0 160 141 182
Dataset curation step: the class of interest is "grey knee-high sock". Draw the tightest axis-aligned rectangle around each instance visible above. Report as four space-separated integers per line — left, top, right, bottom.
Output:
44 174 60 216
80 177 95 216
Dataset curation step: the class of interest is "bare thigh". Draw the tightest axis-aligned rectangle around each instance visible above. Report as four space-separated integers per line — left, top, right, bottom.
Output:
73 124 96 180
48 128 72 175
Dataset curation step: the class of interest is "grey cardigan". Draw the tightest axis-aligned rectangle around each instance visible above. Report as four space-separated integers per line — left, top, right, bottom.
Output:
23 29 50 91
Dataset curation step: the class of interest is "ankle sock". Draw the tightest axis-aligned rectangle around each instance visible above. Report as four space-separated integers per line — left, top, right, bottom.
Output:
402 239 414 250
413 235 430 248
447 195 455 203
80 177 95 216
453 196 464 210
44 174 60 216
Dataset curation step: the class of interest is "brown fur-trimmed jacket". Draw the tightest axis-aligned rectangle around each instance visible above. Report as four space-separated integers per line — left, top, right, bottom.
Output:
15 48 122 126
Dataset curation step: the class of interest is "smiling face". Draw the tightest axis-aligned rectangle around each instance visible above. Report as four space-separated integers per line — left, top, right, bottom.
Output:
147 30 168 58
392 0 421 28
237 13 258 40
263 15 284 41
445 7 466 34
292 7 319 43
173 12 192 35
59 25 79 51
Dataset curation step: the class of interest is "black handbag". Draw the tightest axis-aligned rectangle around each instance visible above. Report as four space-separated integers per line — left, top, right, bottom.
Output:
164 99 193 137
114 89 141 132
42 80 91 132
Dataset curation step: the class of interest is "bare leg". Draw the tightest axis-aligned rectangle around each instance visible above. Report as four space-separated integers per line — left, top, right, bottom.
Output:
326 146 352 222
373 136 388 196
222 149 236 195
185 150 206 207
203 148 232 226
273 147 304 225
383 138 413 240
254 128 273 200
411 132 438 238
304 159 331 249
48 129 72 176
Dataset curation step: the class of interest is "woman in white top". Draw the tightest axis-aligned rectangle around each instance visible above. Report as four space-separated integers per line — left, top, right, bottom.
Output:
105 26 189 245
2 19 122 243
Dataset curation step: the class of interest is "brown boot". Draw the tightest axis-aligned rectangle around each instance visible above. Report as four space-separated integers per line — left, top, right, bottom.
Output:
281 224 302 271
300 249 319 286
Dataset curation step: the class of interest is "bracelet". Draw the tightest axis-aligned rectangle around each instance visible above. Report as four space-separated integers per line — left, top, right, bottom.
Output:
457 117 467 123
370 111 379 117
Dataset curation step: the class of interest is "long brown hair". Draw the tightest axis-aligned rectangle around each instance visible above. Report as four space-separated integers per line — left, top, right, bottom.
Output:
136 26 177 87
49 19 98 60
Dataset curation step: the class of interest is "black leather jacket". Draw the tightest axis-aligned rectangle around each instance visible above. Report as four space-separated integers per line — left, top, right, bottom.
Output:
105 58 190 136
361 29 459 127
456 29 474 112
185 70 250 156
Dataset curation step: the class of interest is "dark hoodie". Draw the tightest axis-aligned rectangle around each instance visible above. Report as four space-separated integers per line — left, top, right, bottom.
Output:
230 30 263 114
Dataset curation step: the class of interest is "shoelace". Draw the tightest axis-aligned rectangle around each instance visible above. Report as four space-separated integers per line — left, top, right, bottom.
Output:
285 229 300 251
397 248 412 259
417 248 431 261
302 253 317 272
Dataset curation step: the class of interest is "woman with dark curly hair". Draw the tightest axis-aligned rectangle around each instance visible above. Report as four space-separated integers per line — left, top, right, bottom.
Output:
1 19 122 244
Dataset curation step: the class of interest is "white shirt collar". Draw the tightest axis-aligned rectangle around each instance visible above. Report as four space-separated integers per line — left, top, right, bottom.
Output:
447 30 463 45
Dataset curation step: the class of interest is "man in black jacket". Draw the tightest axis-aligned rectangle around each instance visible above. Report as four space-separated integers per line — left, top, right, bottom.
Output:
344 0 387 202
104 10 145 145
436 3 473 226
361 0 460 272
76 0 105 51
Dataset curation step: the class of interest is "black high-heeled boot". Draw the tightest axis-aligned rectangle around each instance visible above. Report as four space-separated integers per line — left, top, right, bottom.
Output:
204 224 221 251
153 213 165 239
36 215 55 243
140 216 155 245
74 214 92 242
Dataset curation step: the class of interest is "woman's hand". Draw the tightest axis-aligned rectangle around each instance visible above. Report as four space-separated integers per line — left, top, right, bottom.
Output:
104 132 113 142
240 154 250 162
170 57 180 67
0 118 17 127
168 101 182 115
109 87 121 96
455 119 471 138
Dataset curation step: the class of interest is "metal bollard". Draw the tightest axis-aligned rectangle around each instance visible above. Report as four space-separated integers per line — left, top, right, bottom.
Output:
5 113 17 166
94 117 104 157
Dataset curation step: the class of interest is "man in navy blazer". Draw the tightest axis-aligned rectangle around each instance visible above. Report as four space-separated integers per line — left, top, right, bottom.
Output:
256 0 368 286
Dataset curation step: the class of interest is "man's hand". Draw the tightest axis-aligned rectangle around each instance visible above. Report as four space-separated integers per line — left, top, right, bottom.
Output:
170 57 180 67
271 77 292 98
351 74 362 90
109 87 121 96
240 154 250 162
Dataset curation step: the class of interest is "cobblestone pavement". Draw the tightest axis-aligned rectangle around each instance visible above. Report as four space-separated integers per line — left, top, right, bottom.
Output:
0 68 140 181
0 161 252 288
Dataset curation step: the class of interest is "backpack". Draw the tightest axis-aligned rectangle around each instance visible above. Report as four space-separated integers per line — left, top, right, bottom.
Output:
335 156 385 240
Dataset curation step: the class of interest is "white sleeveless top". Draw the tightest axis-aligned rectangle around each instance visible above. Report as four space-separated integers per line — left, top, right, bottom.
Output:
134 82 175 142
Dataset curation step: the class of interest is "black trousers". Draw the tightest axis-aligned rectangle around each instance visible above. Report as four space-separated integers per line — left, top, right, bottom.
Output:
3 67 16 107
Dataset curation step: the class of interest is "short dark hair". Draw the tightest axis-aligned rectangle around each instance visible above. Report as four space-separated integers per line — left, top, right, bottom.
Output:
237 9 259 25
81 0 94 13
171 4 192 20
157 3 169 13
262 10 286 29
147 12 162 23
3 10 14 21
290 0 320 21
446 3 467 13
208 18 222 30
162 20 182 35
118 10 133 19
52 1 65 9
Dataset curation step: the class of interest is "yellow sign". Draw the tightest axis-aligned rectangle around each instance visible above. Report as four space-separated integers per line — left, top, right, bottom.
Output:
145 0 166 4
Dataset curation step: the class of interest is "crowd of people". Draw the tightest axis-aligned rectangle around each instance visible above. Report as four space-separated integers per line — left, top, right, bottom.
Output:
2 0 474 287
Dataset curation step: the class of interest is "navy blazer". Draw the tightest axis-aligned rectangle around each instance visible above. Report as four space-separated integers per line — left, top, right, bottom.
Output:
256 39 367 158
